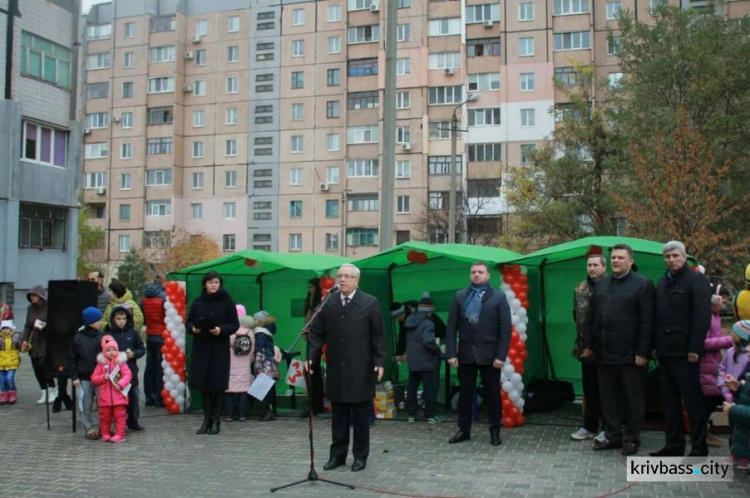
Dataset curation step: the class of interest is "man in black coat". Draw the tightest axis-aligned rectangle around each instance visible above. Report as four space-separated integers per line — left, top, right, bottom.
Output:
309 263 386 472
582 244 655 456
650 240 712 457
446 262 511 447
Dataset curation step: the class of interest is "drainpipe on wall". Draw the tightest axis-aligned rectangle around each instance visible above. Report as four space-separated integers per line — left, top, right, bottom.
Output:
4 0 20 100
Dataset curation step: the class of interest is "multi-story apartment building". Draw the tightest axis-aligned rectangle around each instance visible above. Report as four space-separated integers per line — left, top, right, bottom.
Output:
82 0 750 268
0 0 82 313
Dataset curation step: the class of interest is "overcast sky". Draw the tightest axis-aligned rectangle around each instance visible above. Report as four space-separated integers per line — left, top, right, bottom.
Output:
82 0 108 14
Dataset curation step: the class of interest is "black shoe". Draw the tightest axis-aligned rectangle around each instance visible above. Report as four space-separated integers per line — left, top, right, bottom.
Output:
323 458 346 471
489 428 501 446
448 430 471 444
145 398 155 407
52 397 62 413
128 424 145 432
351 459 366 472
208 415 221 435
196 415 211 435
593 438 622 451
61 396 73 411
261 409 277 422
622 441 640 456
649 447 684 457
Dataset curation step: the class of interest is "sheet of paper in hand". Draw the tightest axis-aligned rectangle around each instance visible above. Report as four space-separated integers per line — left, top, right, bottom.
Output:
248 372 275 400
285 359 307 389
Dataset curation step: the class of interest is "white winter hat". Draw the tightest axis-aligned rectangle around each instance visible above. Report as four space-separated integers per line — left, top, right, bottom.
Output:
0 320 15 331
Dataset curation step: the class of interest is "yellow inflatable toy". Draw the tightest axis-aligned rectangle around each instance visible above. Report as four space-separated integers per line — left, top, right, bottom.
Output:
734 263 750 320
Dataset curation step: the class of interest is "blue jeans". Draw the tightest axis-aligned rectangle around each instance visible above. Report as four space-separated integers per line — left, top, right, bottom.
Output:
0 369 16 391
145 336 164 402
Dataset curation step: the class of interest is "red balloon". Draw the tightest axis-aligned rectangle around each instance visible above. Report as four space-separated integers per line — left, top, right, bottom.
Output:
320 276 335 291
520 350 528 360
517 415 525 425
516 291 528 302
502 416 515 428
244 258 257 267
504 274 517 285
161 345 169 354
168 404 180 414
510 265 521 276
165 336 175 346
416 253 428 264
502 398 512 410
406 250 418 262
512 358 523 369
516 365 525 375
510 406 520 418
161 330 170 340
177 352 186 363
164 353 174 363
517 274 528 284
161 389 170 399
521 300 530 309
507 348 518 360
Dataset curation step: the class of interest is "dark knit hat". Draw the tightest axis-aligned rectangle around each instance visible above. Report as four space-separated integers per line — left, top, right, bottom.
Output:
418 292 435 313
82 306 103 326
390 302 405 318
733 320 750 341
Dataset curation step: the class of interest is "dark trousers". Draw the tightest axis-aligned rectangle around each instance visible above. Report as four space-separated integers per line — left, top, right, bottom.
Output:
127 385 140 428
30 356 54 390
144 336 164 402
263 384 277 413
225 393 248 418
457 362 501 433
331 401 370 461
659 357 708 455
581 362 602 433
407 370 436 419
598 363 645 443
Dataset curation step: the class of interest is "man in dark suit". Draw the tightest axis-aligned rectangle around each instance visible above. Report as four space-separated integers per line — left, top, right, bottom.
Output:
446 261 512 446
309 263 386 472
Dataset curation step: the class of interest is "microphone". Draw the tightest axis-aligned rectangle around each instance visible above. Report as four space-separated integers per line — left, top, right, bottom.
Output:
328 284 340 293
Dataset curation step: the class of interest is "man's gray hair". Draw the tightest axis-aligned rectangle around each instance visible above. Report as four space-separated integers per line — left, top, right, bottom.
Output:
662 240 686 255
587 254 607 266
339 263 361 279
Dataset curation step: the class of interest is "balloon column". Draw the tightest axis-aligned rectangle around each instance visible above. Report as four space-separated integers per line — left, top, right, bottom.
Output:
499 265 530 428
161 281 188 414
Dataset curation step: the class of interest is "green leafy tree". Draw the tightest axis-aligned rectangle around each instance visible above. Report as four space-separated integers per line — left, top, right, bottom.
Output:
76 205 105 278
116 248 148 302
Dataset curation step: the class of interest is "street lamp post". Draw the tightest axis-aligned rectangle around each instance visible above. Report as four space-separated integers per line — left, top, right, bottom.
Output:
448 93 479 244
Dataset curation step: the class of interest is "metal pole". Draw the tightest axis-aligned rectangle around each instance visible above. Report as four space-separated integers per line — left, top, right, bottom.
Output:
379 0 398 250
448 113 458 244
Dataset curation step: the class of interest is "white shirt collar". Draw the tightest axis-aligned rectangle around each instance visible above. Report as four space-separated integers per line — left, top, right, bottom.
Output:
341 289 356 304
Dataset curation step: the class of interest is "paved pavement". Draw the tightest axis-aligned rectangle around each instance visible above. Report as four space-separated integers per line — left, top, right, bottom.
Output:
2 366 749 498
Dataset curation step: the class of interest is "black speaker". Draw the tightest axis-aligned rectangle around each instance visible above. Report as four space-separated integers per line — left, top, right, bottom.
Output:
45 280 98 377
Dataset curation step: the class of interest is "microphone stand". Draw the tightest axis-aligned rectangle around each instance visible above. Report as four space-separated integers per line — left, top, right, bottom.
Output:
270 288 355 493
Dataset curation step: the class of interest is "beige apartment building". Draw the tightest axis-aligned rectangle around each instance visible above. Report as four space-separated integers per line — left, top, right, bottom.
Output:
82 0 750 268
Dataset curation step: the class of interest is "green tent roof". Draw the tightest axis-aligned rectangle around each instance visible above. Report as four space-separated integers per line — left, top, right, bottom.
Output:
508 236 698 267
355 242 521 270
167 250 351 279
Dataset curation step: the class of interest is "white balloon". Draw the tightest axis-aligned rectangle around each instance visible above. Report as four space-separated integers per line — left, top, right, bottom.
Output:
520 333 528 342
176 395 185 405
161 360 169 370
511 315 520 326
511 298 522 310
166 308 177 318
516 323 527 334
502 381 513 393
177 339 186 350
510 373 523 384
517 307 527 318
500 283 510 292
517 382 524 392
165 381 175 391
502 364 515 376
517 398 525 408
170 389 179 399
504 290 516 301
509 390 520 402
171 374 181 384
178 382 186 391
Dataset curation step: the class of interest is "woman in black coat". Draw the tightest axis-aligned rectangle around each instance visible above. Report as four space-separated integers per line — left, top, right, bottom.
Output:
185 271 239 435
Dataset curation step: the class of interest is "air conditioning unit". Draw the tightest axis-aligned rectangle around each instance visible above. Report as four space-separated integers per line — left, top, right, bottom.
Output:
112 115 121 123
444 68 455 76
183 85 193 92
184 51 195 60
369 2 380 12
401 143 411 151
83 128 92 135
191 35 202 44
483 20 494 28
319 182 330 192
96 187 106 195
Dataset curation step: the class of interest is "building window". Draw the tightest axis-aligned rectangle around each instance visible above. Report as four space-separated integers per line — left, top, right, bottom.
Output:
325 200 340 218
328 36 341 54
147 77 175 94
228 15 240 33
325 233 340 252
22 122 68 167
468 73 500 91
147 107 173 125
145 169 173 186
519 37 534 57
554 31 591 51
428 156 463 175
348 25 380 44
397 195 410 214
428 86 463 105
226 76 239 94
554 0 590 15
346 159 378 177
21 31 71 87
86 82 109 99
396 160 411 179
606 0 621 20
195 19 208 36
124 22 135 38
122 82 133 99
398 0 411 7
348 90 379 109
329 5 342 22
518 2 534 21
607 36 622 56
290 40 304 59
192 110 205 128
191 203 203 219
326 68 341 86
348 58 378 77
195 49 207 66
428 18 461 37
468 143 502 162
396 91 410 109
466 4 501 23
18 204 67 250
226 108 239 125
521 108 536 127
146 138 173 155
120 143 132 159
192 141 204 158
119 204 131 222
554 66 579 86
290 168 303 185
468 178 502 197
143 231 169 249
291 135 304 153
289 200 303 218
223 234 236 252
86 52 110 70
225 170 238 188
396 126 410 144
326 133 340 151
84 143 108 159
468 108 501 126
291 103 304 121
292 8 306 26
225 139 238 157
348 194 379 212
396 58 411 75
608 72 624 89
467 38 501 57
84 172 107 189
429 191 449 210
429 121 452 139
346 228 378 247
520 73 535 91
348 0 378 11
650 0 667 13
428 52 461 70
291 71 304 89
289 233 302 251
397 24 411 42
192 172 204 189
326 166 340 184
120 173 131 190
224 202 237 220
118 235 130 253
227 46 239 63
194 80 206 96
521 144 536 165
150 17 176 33
326 100 340 118
146 200 171 216
347 126 379 144
149 46 175 63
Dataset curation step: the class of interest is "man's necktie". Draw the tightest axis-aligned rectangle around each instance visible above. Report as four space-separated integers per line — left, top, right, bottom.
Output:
343 297 350 307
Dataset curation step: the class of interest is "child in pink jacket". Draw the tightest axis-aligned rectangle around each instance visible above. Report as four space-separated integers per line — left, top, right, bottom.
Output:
91 336 132 443
702 286 734 446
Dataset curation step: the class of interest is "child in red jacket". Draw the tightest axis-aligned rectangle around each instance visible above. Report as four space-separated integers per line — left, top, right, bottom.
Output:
91 336 132 443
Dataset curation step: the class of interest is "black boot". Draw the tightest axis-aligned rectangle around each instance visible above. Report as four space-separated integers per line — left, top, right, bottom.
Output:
52 396 62 413
208 392 222 435
261 405 277 422
489 427 502 446
196 392 212 435
62 395 73 411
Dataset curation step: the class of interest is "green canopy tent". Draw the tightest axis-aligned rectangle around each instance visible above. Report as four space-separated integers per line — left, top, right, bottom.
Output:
353 242 534 396
507 236 699 394
167 250 351 407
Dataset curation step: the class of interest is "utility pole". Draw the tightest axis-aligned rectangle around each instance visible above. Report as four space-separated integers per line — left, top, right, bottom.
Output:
379 0 397 251
448 93 478 244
